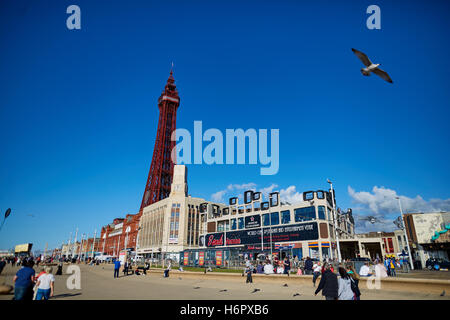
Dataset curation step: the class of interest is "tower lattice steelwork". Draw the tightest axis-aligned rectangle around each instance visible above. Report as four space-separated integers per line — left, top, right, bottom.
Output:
140 70 180 210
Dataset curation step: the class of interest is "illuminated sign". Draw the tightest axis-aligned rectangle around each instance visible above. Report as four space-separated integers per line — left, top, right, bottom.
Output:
205 222 318 247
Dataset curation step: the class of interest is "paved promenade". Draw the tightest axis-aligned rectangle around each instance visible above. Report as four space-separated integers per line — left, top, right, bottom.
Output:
1 264 449 300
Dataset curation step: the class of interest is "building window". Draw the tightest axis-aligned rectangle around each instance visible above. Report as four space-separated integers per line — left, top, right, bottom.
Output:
231 218 237 230
281 210 290 224
317 191 325 199
262 214 270 226
318 206 326 220
304 192 314 201
270 212 280 225
294 206 316 222
238 217 244 229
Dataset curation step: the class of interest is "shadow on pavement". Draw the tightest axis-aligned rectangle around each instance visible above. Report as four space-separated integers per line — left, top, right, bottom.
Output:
52 293 82 299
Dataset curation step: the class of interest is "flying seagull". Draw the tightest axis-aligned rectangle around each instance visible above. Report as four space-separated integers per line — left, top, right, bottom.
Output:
352 48 393 83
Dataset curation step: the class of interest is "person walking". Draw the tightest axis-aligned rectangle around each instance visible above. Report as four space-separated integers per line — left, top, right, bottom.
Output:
113 259 121 278
312 261 321 287
384 257 391 277
283 257 291 276
389 258 396 277
164 260 172 278
347 264 361 300
35 266 55 300
56 261 63 275
337 267 354 300
123 260 129 276
13 260 35 300
0 258 6 275
245 262 254 283
314 263 338 300
304 257 313 275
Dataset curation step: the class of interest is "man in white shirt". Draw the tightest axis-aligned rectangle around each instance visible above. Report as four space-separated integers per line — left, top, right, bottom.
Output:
35 266 55 300
359 263 371 277
312 262 321 287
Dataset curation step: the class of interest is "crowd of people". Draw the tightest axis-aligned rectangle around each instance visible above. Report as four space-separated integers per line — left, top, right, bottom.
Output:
238 253 413 300
0 256 57 300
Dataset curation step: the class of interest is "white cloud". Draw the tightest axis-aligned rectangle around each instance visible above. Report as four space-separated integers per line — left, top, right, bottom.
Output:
211 190 228 203
260 184 278 198
211 182 257 203
210 183 310 205
348 186 450 214
279 185 303 204
348 185 450 233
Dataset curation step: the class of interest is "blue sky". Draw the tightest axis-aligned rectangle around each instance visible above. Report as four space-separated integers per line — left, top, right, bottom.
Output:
1 0 449 251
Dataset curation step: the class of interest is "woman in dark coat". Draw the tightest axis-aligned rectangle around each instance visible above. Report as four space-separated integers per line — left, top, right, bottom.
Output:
314 263 338 300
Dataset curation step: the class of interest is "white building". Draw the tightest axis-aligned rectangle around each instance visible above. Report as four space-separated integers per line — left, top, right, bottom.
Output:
137 165 224 262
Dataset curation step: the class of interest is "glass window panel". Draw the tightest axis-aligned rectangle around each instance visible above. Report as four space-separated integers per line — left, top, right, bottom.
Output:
238 217 244 229
262 214 270 226
318 206 326 220
231 219 237 230
270 212 279 225
305 192 314 200
294 206 316 222
281 210 290 224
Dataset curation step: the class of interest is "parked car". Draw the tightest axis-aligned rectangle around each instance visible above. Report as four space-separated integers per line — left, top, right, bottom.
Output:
425 258 450 270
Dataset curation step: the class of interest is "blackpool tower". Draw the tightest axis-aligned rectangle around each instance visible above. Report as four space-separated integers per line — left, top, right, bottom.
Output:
140 70 180 210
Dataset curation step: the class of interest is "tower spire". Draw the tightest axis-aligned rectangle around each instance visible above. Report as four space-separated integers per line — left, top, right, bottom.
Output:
140 71 180 210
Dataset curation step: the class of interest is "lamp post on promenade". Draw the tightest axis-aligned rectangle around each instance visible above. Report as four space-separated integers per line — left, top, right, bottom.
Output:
72 228 78 258
396 197 414 270
327 179 342 263
91 229 97 259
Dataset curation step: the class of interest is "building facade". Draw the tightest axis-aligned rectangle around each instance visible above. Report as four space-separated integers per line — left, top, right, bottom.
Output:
195 188 355 265
403 211 450 268
137 165 225 262
99 212 141 257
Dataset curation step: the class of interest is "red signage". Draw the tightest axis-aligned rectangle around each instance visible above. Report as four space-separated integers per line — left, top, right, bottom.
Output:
183 252 189 265
199 251 204 266
207 234 224 247
216 251 222 266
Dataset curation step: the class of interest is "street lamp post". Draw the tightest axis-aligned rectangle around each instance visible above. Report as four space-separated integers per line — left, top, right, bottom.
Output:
135 227 141 266
396 197 414 270
0 208 12 233
91 229 97 259
328 179 342 263
72 228 78 259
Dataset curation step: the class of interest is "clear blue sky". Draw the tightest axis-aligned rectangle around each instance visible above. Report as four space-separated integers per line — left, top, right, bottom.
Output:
1 0 449 252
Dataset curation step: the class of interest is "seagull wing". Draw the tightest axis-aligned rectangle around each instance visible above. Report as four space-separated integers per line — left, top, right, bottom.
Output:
372 68 393 83
352 48 372 67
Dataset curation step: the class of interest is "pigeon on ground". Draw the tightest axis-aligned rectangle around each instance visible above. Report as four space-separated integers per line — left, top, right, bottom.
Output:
440 290 445 297
219 289 227 292
293 293 301 297
283 284 288 287
178 277 182 280
194 287 201 289
251 289 260 293
351 48 393 83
